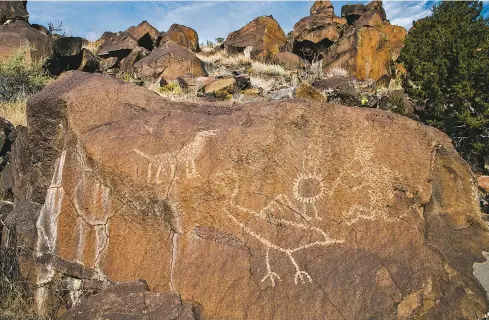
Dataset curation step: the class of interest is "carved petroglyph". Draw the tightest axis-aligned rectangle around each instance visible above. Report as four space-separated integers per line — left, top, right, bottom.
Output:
134 129 219 184
222 169 344 287
72 179 113 278
342 142 403 226
35 150 67 314
72 144 114 279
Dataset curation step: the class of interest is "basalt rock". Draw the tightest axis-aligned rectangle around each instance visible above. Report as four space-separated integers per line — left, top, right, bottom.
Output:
0 20 53 62
9 71 489 319
59 281 201 320
126 20 161 51
224 15 286 58
161 24 199 52
322 1 406 81
134 41 207 82
0 0 28 24
97 31 138 59
77 49 99 73
291 1 346 61
49 37 84 75
119 46 150 73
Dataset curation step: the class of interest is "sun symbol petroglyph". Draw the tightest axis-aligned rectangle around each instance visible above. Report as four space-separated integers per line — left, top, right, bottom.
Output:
292 171 325 221
134 129 218 184
220 170 344 287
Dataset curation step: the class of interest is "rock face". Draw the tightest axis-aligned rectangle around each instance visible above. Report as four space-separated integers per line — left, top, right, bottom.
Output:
126 20 160 51
224 15 286 58
161 24 199 52
49 37 84 75
323 1 406 81
0 0 28 24
9 71 489 319
291 1 346 61
0 20 53 61
134 41 207 81
97 31 138 58
59 281 200 320
288 0 406 81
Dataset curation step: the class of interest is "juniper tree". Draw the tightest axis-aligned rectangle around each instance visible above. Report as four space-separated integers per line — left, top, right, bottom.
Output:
400 1 489 172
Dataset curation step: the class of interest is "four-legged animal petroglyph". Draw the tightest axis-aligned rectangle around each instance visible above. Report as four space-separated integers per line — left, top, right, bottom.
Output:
221 171 344 287
134 129 218 184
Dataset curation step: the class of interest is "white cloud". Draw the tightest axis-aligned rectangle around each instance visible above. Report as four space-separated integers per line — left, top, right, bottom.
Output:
383 1 434 29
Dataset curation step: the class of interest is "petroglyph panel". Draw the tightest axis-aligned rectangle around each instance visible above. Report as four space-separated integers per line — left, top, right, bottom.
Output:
134 129 219 184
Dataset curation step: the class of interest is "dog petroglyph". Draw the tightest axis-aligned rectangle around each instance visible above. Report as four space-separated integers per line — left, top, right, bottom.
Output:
134 129 219 183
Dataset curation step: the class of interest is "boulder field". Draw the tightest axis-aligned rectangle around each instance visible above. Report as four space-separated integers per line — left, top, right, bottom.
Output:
5 71 489 319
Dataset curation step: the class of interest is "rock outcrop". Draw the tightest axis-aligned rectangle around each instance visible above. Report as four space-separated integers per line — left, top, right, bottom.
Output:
0 0 28 24
134 41 207 81
7 71 489 319
323 1 406 81
287 0 406 81
161 24 199 52
0 20 52 61
291 1 346 61
126 20 161 51
224 15 286 58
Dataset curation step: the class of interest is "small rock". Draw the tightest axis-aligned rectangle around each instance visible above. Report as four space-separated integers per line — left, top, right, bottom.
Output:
295 83 326 102
478 176 489 194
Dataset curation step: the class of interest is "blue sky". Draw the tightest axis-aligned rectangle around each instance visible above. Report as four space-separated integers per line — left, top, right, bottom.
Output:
27 1 487 43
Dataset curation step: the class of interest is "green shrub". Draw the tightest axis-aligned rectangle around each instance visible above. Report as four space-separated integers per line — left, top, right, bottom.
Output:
157 82 183 95
399 1 489 173
0 47 52 103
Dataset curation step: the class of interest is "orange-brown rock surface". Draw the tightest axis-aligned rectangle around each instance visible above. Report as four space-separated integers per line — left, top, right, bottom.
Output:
126 20 161 50
323 1 406 81
9 72 489 319
291 1 346 61
161 24 199 52
133 41 207 81
224 15 286 58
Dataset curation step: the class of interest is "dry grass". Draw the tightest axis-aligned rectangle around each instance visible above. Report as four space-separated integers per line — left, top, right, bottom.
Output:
324 66 348 78
250 76 276 94
251 61 288 76
0 99 27 127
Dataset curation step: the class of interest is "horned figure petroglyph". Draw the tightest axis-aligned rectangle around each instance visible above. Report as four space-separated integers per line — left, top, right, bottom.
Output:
134 129 219 183
342 142 402 225
220 168 344 287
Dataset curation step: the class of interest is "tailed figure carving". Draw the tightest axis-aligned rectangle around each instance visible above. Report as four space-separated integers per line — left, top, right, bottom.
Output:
134 129 219 183
220 170 344 287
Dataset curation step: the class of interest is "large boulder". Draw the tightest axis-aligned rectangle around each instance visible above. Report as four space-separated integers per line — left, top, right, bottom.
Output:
224 15 286 58
133 41 207 82
0 20 53 62
97 31 138 59
161 24 199 52
126 20 161 51
9 71 489 319
310 0 334 16
0 0 28 24
322 1 406 81
48 36 84 75
290 1 346 61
